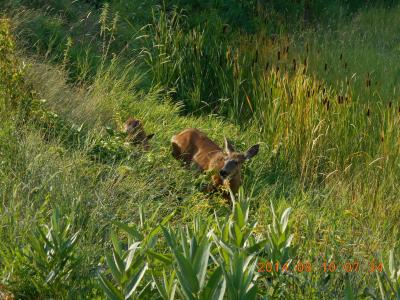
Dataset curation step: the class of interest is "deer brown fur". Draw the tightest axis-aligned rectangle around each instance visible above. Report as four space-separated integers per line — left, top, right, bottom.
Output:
123 117 154 150
171 128 259 196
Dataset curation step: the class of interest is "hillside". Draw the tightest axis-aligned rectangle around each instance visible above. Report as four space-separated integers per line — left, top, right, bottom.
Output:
0 1 399 299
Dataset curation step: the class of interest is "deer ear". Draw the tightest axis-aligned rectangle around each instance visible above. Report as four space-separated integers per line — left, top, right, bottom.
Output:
224 137 235 154
146 133 155 140
245 144 260 160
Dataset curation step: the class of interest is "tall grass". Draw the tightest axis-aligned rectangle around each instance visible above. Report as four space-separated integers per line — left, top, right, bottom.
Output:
146 5 400 189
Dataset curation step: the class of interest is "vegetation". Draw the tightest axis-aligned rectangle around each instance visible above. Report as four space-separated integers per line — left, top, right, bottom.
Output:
0 0 399 298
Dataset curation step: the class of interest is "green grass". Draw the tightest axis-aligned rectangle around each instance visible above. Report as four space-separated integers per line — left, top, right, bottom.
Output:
0 1 400 299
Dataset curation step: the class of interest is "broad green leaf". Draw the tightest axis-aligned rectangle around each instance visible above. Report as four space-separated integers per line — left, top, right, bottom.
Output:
344 277 356 300
147 249 173 264
245 285 257 300
180 229 190 258
202 266 224 299
222 222 229 242
174 251 200 293
176 270 196 300
125 242 141 271
106 253 122 282
162 227 199 293
153 274 168 299
99 274 124 300
113 250 125 275
162 226 177 250
111 232 123 257
112 221 142 241
212 233 234 258
235 203 245 228
246 239 267 255
233 223 243 246
124 263 148 299
146 210 175 243
280 207 292 233
193 239 210 288
189 237 198 262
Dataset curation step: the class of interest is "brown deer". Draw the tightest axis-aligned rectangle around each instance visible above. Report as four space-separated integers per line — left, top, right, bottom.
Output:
123 117 154 150
171 128 259 196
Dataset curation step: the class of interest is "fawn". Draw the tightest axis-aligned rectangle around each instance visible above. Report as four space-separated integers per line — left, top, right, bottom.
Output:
123 118 154 150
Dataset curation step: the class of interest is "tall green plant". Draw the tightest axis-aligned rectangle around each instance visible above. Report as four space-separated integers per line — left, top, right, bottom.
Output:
162 219 226 300
98 205 175 299
24 208 80 296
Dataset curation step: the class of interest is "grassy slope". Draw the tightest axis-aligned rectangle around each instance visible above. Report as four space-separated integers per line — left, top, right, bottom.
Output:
1 54 272 297
1 1 399 298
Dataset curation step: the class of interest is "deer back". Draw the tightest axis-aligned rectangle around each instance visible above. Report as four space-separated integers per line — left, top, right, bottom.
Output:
171 128 224 171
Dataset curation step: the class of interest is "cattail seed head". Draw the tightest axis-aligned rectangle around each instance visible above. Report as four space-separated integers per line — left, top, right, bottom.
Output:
277 50 281 61
366 108 370 117
324 63 327 71
226 48 231 61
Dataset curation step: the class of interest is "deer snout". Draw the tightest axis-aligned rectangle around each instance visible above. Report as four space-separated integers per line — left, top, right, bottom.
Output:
219 169 229 178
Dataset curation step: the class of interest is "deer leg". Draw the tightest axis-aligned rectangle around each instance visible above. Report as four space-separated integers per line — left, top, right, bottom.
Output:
171 142 193 168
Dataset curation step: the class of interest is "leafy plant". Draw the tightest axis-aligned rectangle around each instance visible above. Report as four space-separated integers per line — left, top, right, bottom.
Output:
98 236 149 300
98 206 175 299
162 218 226 300
24 208 80 296
375 249 400 299
265 202 296 270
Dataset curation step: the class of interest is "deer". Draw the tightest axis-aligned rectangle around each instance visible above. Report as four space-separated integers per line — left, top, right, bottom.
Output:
171 128 259 197
123 117 154 150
